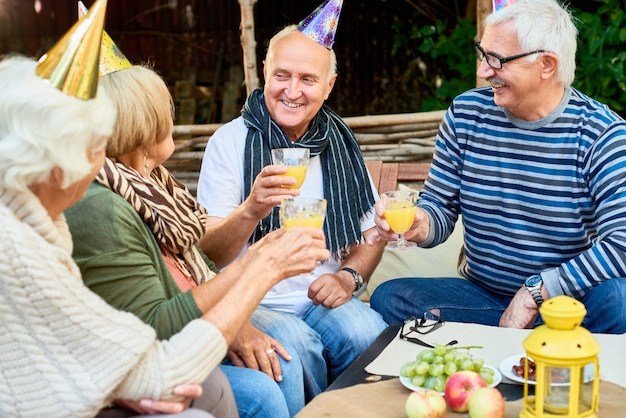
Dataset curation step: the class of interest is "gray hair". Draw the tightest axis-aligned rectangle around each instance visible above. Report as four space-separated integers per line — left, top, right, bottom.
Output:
266 25 337 81
485 0 577 86
0 55 117 191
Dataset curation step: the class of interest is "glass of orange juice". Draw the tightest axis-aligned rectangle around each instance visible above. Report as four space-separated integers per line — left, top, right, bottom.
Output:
381 190 418 250
271 148 310 189
280 197 326 230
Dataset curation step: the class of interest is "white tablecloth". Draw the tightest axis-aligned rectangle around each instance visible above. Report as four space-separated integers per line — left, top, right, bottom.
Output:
365 322 626 388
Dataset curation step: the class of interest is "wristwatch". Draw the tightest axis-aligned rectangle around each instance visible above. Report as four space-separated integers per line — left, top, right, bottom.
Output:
340 267 364 292
525 275 544 307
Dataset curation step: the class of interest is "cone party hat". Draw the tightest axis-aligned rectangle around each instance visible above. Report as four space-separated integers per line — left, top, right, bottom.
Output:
492 0 517 12
78 1 131 76
297 0 343 49
36 0 107 99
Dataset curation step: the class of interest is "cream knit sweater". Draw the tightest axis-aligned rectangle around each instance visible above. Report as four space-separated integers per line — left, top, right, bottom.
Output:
0 186 227 418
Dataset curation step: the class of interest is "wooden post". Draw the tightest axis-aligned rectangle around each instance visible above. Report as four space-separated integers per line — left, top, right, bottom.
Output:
476 0 492 87
238 0 259 95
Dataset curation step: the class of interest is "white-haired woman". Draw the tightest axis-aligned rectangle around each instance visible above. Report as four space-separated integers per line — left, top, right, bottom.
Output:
0 55 329 418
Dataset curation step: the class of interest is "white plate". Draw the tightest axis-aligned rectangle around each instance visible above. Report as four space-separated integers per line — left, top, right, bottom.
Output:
399 365 502 394
499 354 595 386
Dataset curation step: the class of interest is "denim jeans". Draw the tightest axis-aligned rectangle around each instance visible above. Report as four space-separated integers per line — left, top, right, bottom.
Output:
370 277 626 334
250 298 388 399
221 342 304 418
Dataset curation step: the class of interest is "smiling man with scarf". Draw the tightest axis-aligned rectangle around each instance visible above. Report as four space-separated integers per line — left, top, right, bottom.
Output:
197 0 387 398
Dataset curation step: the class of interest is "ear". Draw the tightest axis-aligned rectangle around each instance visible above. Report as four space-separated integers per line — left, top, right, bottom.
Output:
262 60 267 81
540 53 559 80
49 166 65 188
324 73 338 100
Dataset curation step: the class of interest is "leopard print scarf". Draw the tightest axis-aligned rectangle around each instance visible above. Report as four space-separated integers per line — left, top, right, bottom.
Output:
97 158 215 284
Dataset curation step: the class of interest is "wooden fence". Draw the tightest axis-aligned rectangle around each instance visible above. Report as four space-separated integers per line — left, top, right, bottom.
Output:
166 109 446 195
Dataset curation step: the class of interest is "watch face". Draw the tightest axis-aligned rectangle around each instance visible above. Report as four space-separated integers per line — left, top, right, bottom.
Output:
526 275 542 287
356 274 364 285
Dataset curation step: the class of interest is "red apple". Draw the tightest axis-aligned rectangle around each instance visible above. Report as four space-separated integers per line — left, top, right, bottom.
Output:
405 389 447 418
444 371 487 413
468 387 505 418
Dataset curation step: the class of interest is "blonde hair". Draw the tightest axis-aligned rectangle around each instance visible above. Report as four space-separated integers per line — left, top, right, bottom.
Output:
98 65 174 158
0 55 116 191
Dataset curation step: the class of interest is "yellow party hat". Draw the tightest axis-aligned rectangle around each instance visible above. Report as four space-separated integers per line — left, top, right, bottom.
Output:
78 1 132 76
36 0 107 99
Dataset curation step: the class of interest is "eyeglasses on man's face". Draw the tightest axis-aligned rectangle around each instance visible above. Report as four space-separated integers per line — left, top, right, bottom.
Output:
474 42 546 70
400 309 445 347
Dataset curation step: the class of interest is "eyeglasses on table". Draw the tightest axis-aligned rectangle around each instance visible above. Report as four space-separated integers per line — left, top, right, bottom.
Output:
399 309 451 348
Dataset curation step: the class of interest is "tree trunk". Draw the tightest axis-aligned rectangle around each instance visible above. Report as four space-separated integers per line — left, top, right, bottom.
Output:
475 0 492 87
238 0 259 95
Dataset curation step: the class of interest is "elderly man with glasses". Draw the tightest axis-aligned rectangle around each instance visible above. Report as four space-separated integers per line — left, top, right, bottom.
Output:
367 0 626 334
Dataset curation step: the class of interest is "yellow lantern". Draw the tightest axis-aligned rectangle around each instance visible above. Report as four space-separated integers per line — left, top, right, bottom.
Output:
521 295 600 417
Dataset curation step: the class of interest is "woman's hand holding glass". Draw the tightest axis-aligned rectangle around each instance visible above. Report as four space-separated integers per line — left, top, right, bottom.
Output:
279 197 327 230
279 197 327 274
246 220 329 280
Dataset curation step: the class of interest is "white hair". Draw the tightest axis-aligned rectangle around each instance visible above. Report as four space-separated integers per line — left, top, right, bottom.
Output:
485 0 578 86
267 25 337 81
0 55 117 191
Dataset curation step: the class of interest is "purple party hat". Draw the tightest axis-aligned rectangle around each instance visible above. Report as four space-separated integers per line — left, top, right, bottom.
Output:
297 0 343 49
492 0 517 12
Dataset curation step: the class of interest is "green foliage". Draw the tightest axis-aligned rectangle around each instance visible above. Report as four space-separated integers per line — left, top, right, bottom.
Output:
410 18 477 111
385 0 626 116
388 15 476 112
572 0 626 114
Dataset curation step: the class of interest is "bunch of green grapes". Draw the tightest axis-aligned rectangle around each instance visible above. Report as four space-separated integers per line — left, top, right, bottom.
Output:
399 344 495 392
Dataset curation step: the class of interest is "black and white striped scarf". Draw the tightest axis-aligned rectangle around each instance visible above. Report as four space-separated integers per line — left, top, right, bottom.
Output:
96 158 216 284
242 88 375 257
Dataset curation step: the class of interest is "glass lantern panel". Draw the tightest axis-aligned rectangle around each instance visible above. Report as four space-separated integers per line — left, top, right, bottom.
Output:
541 364 594 416
579 363 595 413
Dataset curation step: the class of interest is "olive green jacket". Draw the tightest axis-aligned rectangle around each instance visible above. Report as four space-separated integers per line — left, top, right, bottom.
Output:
66 182 218 340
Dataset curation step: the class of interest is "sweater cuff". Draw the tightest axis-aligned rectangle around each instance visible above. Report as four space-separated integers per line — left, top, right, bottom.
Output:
164 319 228 387
541 269 564 299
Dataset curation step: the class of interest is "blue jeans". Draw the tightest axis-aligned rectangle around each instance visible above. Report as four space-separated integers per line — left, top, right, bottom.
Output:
250 298 388 399
221 342 304 418
370 277 626 334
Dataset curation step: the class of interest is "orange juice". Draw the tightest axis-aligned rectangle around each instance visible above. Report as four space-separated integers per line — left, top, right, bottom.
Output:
384 201 416 234
281 166 308 188
282 211 325 230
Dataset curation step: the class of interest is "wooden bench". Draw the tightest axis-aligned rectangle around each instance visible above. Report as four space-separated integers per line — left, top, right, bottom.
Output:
167 110 444 195
364 160 431 193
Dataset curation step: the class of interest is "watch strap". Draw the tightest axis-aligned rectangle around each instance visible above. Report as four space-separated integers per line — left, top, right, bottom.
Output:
528 287 544 306
525 276 544 307
340 267 363 291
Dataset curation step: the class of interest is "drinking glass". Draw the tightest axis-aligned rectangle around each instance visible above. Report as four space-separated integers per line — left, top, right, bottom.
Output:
280 197 327 230
381 190 418 250
271 148 310 189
